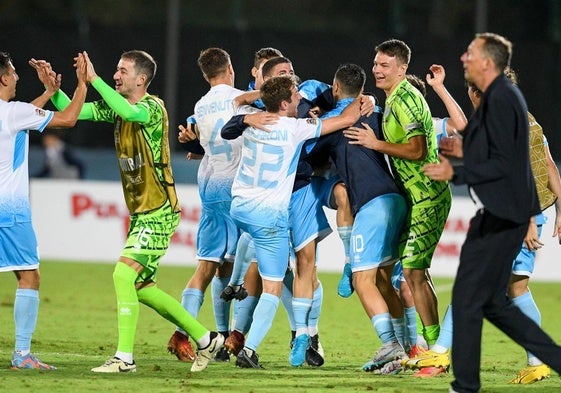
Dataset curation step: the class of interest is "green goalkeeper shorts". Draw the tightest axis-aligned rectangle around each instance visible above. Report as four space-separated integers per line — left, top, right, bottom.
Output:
121 203 180 283
399 195 451 270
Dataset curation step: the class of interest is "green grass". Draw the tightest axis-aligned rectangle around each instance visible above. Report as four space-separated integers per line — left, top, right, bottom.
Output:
1 261 561 392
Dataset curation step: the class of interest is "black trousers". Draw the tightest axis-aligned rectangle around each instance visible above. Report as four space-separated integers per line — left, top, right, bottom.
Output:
451 209 561 393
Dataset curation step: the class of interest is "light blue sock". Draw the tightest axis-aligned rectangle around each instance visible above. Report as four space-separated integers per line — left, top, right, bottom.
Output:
392 317 406 348
372 313 396 344
404 306 418 347
292 297 312 336
308 282 323 336
234 295 258 334
178 288 204 335
211 276 231 332
512 291 542 364
337 226 352 262
281 271 296 331
230 232 255 286
14 289 39 352
245 293 280 351
433 305 453 353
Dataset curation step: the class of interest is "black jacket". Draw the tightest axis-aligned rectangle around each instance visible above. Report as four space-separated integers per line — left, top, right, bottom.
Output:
453 74 540 224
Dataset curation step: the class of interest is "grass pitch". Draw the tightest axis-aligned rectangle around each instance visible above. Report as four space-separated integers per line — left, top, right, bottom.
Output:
1 261 561 392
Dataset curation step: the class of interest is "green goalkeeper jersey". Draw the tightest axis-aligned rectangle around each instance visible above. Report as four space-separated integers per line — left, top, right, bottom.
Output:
52 77 179 215
383 78 450 205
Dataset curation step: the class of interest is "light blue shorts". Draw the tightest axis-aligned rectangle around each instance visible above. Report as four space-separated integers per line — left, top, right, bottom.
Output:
312 174 342 209
0 221 39 272
234 219 290 282
197 201 240 263
512 213 546 277
289 179 334 252
350 193 407 272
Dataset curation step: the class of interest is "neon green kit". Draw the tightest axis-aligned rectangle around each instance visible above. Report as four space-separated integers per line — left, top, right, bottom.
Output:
383 79 452 269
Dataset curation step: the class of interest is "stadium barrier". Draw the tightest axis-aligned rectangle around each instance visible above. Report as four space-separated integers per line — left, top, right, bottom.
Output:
30 179 561 280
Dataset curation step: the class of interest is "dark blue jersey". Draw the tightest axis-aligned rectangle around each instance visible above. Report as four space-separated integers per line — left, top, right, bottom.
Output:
309 98 403 216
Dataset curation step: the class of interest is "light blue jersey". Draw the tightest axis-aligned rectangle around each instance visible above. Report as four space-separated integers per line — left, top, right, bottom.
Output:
231 116 321 281
231 117 321 227
194 84 245 204
0 101 52 225
1 100 53 271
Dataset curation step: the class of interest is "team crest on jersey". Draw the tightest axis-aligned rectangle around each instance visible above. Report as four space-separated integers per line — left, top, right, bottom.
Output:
306 118 318 125
35 108 46 117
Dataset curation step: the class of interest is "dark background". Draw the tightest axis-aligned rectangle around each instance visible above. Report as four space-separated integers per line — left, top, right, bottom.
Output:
3 0 561 181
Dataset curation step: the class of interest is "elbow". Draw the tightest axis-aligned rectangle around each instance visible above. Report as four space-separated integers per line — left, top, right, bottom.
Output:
411 149 427 161
455 119 468 132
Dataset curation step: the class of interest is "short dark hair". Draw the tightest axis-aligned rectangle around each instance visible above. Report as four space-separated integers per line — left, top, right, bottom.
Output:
375 39 411 65
466 81 483 98
261 56 292 79
197 47 230 80
476 32 512 72
260 75 297 113
121 50 157 86
334 63 365 97
0 51 13 76
253 47 283 68
406 74 427 97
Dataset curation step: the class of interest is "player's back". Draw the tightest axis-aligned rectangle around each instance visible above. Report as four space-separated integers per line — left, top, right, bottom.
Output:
194 84 245 203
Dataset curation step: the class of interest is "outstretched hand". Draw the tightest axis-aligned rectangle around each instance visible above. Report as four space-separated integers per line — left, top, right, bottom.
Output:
74 51 97 83
29 58 61 94
73 52 88 85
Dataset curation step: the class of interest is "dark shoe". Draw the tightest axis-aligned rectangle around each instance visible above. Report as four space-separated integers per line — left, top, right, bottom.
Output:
235 347 264 369
214 347 230 362
306 334 324 367
220 284 249 302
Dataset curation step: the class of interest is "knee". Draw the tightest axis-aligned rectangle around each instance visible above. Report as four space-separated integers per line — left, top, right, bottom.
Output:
17 269 40 290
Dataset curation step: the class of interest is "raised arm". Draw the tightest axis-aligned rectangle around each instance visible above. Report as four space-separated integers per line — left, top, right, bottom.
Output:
47 52 88 128
81 51 150 123
426 64 467 133
29 59 61 108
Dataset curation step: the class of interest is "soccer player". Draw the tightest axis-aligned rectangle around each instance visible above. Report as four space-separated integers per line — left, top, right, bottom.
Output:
224 75 362 368
48 50 223 373
1 51 87 369
175 48 285 362
344 39 452 351
222 57 370 367
393 66 467 364
168 47 260 363
308 63 409 373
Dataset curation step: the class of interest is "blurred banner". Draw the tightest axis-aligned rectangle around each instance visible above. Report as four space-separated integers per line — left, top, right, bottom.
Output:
31 179 561 280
